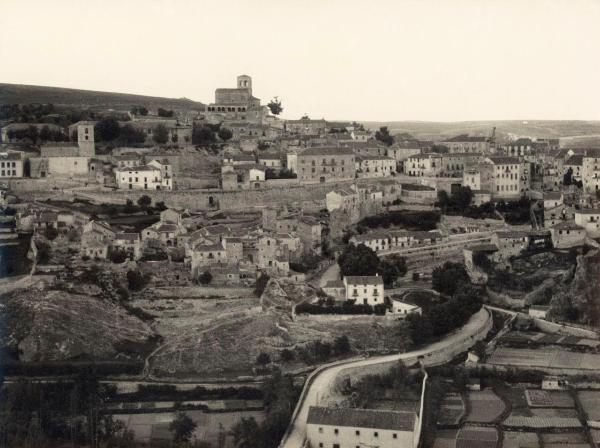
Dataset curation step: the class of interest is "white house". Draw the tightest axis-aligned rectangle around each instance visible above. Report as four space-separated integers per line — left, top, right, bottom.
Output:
306 406 418 448
574 209 600 238
391 298 422 318
529 305 550 319
343 275 384 306
115 159 173 190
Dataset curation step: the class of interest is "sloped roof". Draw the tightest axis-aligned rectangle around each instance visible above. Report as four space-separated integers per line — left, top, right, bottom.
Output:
344 275 384 286
307 406 415 431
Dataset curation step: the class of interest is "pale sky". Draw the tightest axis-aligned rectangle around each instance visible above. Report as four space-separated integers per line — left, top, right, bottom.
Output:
1 0 599 121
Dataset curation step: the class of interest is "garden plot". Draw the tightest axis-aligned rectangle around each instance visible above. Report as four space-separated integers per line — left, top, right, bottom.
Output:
530 408 579 418
503 415 581 429
489 347 600 370
590 429 600 446
437 392 465 426
502 431 539 448
540 432 589 448
525 389 574 408
464 389 506 423
494 384 532 417
577 391 600 422
432 429 458 448
455 425 498 448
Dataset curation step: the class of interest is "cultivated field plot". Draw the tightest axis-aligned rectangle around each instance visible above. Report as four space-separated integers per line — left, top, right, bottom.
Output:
503 415 581 429
590 429 600 446
437 393 465 426
489 347 600 370
540 432 589 448
432 429 458 448
525 389 574 408
530 408 579 418
464 389 506 423
577 391 600 421
455 425 498 448
502 431 539 448
494 384 532 417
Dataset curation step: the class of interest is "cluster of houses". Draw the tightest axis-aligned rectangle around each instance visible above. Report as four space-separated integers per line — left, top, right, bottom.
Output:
72 206 324 286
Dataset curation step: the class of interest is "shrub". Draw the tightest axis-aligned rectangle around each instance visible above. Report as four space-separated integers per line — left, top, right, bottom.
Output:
44 226 58 241
198 271 212 285
256 352 271 366
280 349 295 362
127 270 149 291
109 248 128 264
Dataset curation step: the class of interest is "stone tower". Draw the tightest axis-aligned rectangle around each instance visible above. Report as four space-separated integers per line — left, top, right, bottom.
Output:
77 122 95 157
237 75 252 95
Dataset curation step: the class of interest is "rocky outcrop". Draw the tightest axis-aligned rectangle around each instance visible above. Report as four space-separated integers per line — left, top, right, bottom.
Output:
1 288 155 362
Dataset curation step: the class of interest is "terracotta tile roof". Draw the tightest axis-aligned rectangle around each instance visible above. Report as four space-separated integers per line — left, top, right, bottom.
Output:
307 406 415 431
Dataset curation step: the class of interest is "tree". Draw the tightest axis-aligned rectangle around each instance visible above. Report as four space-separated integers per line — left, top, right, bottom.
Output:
231 417 264 448
126 270 148 291
254 274 270 297
256 352 271 366
119 123 146 144
157 107 174 117
95 117 120 141
218 127 233 142
406 313 433 345
44 226 59 241
40 125 52 141
109 248 128 264
378 255 407 287
267 97 283 115
192 125 216 146
169 412 197 446
333 335 351 355
198 271 212 285
338 244 380 276
155 201 167 211
432 262 470 296
280 349 295 362
375 126 394 146
153 124 169 144
137 195 152 210
563 167 573 186
124 199 137 214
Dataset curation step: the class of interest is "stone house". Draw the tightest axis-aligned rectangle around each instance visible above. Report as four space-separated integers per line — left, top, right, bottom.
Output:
550 222 586 248
574 209 600 238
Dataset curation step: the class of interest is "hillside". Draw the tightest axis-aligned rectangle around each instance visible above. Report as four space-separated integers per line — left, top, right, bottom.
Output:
0 83 205 112
363 120 600 143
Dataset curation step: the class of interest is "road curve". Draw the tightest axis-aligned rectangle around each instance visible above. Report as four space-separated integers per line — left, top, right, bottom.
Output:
279 308 491 448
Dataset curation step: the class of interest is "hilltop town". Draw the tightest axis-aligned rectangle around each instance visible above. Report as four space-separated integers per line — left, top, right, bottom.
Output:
2 75 600 448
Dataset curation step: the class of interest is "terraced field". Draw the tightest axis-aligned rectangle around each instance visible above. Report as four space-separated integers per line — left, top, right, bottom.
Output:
489 347 600 370
502 431 539 448
464 389 506 423
456 425 498 448
437 392 465 425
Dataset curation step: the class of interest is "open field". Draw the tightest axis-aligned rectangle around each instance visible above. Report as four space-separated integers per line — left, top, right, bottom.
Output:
113 409 264 446
464 389 506 423
525 389 574 408
488 347 600 371
503 415 581 429
437 392 465 426
432 429 458 448
577 391 600 421
502 431 539 448
455 425 498 448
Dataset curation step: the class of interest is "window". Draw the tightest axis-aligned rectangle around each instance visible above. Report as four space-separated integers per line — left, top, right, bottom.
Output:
334 429 339 435
393 433 398 439
355 430 360 436
374 432 378 437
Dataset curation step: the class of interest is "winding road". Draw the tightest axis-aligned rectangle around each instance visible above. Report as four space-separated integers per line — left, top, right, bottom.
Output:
279 308 492 448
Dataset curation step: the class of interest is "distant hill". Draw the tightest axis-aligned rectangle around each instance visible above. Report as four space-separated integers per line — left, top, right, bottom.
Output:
363 120 600 144
0 83 205 112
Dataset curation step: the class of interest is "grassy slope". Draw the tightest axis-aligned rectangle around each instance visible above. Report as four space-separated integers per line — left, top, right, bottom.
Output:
0 83 205 111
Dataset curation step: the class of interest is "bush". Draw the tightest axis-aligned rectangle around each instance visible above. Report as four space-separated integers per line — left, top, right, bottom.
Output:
358 210 441 231
44 226 58 241
109 248 128 264
432 262 470 296
127 270 149 291
198 271 212 285
254 274 270 297
256 352 271 366
333 335 351 355
137 195 152 209
280 349 295 362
